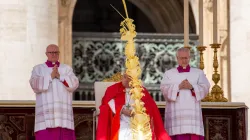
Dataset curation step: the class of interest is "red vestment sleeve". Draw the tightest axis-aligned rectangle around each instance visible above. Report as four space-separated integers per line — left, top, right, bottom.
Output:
96 104 113 140
110 106 123 140
142 88 171 140
62 80 69 87
191 89 196 97
96 82 125 140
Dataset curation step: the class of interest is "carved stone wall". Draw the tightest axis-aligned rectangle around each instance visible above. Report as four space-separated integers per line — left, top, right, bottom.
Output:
72 33 199 101
0 107 93 140
202 108 247 140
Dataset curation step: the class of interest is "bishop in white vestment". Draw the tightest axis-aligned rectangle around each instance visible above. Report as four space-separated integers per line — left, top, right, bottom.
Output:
29 44 79 140
160 47 210 140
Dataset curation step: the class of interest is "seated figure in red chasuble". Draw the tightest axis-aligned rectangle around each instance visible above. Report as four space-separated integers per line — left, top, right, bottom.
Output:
97 73 171 140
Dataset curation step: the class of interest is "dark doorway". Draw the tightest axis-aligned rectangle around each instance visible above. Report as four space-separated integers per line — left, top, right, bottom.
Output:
72 0 156 33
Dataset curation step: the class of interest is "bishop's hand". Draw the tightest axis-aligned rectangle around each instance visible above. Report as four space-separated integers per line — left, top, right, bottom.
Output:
51 65 57 79
121 108 134 117
179 79 193 90
55 70 60 79
183 79 193 89
179 80 186 89
51 65 60 79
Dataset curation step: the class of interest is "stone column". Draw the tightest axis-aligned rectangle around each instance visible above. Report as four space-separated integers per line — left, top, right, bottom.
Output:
230 0 250 137
0 0 58 100
58 0 77 66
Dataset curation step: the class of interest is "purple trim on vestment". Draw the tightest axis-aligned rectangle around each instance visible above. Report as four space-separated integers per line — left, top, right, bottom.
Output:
45 60 60 67
177 65 190 73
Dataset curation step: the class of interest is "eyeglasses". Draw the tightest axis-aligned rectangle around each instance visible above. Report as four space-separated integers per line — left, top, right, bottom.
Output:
177 57 190 60
46 51 60 55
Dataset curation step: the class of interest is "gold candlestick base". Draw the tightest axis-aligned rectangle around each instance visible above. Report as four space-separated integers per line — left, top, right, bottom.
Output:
202 43 228 102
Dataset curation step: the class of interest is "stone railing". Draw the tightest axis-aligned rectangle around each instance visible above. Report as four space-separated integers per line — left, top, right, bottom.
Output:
72 32 199 101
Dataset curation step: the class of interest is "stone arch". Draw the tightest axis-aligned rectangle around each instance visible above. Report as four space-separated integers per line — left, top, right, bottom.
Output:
128 0 196 33
58 0 197 65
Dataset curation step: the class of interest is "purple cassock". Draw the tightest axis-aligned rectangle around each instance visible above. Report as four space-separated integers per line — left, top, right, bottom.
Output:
171 134 204 140
35 127 76 140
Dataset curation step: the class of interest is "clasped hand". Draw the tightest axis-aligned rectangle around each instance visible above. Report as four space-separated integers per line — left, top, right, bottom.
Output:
51 65 60 79
121 108 134 117
179 79 193 90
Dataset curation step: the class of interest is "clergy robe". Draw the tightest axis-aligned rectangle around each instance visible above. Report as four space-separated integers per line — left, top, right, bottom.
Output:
160 67 210 139
96 82 171 140
29 62 79 139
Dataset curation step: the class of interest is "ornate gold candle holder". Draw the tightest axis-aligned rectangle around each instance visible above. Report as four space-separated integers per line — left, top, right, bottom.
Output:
202 43 228 102
196 46 206 70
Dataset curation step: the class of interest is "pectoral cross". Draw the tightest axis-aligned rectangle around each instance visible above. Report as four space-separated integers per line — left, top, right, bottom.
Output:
125 103 131 109
125 88 131 109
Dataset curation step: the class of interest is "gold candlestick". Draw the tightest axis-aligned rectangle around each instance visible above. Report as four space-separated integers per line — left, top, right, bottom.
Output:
196 46 206 70
210 43 228 102
202 43 228 102
199 45 211 102
184 46 191 50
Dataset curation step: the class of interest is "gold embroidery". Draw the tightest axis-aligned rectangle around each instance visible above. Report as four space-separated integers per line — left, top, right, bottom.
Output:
103 72 123 82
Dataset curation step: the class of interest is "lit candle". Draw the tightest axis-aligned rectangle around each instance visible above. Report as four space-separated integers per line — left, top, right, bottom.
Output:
184 0 189 47
213 0 217 43
199 0 203 46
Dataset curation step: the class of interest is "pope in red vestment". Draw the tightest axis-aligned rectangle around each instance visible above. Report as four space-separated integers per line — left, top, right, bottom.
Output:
96 74 171 140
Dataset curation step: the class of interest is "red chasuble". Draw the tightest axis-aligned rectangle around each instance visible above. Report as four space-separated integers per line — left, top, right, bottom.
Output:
96 82 171 140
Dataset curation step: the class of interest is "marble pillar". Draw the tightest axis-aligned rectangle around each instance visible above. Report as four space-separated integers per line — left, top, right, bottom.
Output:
58 0 77 66
230 0 250 138
0 0 58 100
